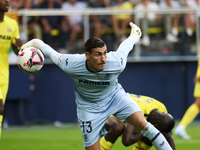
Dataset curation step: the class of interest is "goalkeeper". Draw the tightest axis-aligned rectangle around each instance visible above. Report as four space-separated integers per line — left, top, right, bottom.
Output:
21 22 173 150
101 94 176 150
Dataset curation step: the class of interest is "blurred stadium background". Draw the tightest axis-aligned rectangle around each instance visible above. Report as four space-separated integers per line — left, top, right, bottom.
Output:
3 0 200 149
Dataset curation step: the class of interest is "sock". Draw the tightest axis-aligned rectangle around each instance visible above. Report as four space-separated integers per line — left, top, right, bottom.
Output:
180 103 199 127
172 27 178 36
186 28 193 36
141 123 172 150
0 121 1 140
0 115 3 140
100 136 113 150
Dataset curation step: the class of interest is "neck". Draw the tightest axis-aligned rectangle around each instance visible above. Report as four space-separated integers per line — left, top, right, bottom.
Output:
86 60 98 72
0 13 5 22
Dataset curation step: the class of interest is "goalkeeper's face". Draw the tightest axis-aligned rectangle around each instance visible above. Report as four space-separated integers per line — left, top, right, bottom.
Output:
85 45 107 72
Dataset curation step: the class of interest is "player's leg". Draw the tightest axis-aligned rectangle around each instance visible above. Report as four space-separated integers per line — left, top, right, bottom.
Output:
77 104 110 150
126 112 172 150
100 117 124 150
85 139 101 150
0 84 8 139
113 92 172 150
174 80 200 139
174 98 200 139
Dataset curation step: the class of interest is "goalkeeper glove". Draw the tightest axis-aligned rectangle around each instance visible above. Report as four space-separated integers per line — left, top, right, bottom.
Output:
21 39 44 51
129 22 142 44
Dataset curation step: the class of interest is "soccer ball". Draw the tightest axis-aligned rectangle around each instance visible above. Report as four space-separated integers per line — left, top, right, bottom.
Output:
17 47 44 73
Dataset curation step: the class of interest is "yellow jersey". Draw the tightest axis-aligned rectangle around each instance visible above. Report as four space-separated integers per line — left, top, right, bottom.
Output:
0 15 20 85
112 1 133 20
129 94 168 120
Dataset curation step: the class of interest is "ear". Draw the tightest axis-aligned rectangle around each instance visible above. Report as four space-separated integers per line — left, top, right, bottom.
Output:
85 52 90 60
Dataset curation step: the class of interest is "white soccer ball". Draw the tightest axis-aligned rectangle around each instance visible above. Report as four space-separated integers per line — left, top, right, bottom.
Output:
17 47 44 73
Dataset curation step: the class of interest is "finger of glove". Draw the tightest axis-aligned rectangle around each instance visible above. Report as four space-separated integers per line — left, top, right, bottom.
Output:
21 41 34 50
129 22 139 29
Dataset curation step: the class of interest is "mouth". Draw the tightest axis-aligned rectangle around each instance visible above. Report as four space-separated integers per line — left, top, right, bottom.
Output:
99 63 105 66
5 4 10 10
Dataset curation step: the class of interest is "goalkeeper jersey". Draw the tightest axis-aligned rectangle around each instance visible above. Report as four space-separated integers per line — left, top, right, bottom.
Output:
129 94 168 120
46 37 135 109
0 15 20 85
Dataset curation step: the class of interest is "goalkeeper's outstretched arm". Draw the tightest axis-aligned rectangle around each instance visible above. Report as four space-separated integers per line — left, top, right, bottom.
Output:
117 22 142 57
20 39 62 66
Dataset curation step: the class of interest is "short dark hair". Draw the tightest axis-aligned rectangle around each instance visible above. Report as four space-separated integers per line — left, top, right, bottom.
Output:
84 37 105 53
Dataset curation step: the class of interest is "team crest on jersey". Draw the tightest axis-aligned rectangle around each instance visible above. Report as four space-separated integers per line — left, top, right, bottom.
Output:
104 74 112 80
7 27 12 33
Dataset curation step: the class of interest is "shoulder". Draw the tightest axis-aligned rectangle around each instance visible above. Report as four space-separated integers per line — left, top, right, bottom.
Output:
61 54 86 66
4 15 17 23
107 51 123 63
4 15 18 26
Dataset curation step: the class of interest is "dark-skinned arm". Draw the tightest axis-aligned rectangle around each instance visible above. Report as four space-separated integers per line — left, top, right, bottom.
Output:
163 132 176 150
12 38 23 55
122 123 145 146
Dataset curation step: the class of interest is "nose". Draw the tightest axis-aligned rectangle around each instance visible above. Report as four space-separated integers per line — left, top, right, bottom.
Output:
101 55 106 62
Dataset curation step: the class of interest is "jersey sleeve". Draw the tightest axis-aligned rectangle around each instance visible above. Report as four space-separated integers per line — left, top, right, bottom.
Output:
110 37 135 71
116 37 135 58
41 44 76 74
57 54 76 74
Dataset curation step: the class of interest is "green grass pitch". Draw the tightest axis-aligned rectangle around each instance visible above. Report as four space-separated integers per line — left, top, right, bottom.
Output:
1 121 200 150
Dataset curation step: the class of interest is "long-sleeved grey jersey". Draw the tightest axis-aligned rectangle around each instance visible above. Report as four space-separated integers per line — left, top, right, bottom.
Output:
41 37 135 109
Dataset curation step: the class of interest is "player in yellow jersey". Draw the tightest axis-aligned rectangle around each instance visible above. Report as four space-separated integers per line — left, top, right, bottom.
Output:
100 94 176 150
174 54 200 139
0 0 23 139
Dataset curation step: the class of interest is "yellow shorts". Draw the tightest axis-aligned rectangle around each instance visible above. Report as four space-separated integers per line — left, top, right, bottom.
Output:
0 83 9 104
132 140 152 150
194 81 200 97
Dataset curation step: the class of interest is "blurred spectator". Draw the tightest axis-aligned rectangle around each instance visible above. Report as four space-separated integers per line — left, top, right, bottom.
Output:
111 0 133 43
160 0 196 37
32 0 44 7
61 0 87 53
39 0 68 52
134 0 178 46
19 0 42 41
10 0 23 10
89 0 112 38
183 0 199 36
159 0 182 37
128 0 140 7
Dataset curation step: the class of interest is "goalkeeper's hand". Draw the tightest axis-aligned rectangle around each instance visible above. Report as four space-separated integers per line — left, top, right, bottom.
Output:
129 22 142 44
20 39 45 52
